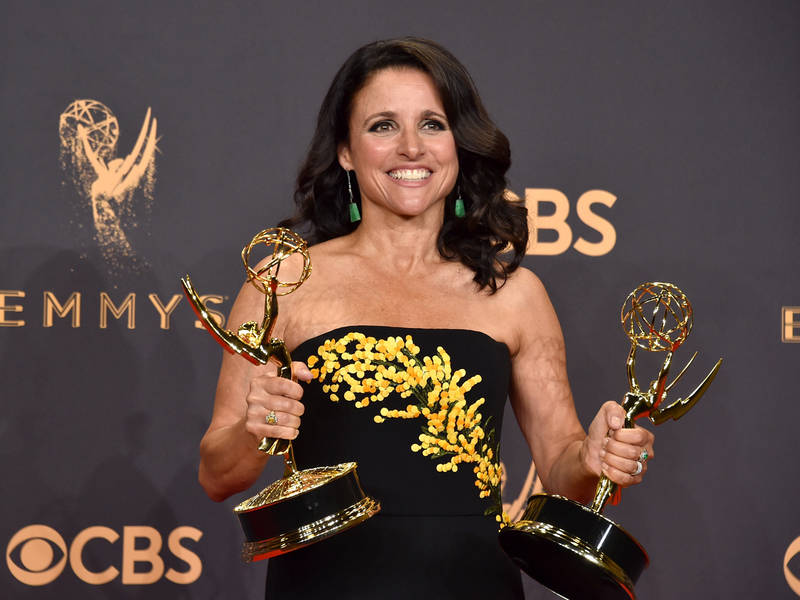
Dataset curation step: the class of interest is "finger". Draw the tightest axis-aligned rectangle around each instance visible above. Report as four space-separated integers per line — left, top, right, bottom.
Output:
262 409 302 430
610 426 653 446
248 394 305 418
602 400 625 431
292 361 313 382
250 375 305 401
602 449 648 477
605 437 644 461
588 401 621 443
606 439 655 467
245 420 299 441
261 361 279 377
246 393 305 417
245 404 303 439
601 458 645 486
610 433 655 464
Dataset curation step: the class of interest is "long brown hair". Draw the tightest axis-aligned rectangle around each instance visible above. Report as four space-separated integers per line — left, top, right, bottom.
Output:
280 37 528 292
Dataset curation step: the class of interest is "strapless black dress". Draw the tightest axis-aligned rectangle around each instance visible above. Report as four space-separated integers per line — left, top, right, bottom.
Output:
265 326 523 599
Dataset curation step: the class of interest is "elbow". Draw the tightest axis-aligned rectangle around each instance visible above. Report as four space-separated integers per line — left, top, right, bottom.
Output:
203 487 228 504
198 464 232 503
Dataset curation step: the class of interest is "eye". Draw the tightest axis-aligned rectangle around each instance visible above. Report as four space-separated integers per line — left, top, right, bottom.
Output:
421 119 447 131
368 120 395 133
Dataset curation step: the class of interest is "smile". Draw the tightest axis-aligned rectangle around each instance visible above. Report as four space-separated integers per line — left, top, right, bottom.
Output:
388 168 432 181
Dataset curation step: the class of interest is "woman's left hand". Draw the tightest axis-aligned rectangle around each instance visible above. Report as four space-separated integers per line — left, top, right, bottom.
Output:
582 401 655 487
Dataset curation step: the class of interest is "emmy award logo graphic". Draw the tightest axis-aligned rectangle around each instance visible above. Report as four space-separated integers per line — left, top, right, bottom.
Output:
59 100 158 274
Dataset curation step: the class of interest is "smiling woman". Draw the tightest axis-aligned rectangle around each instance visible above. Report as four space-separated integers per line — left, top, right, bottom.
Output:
199 37 655 600
337 68 460 223
281 37 527 292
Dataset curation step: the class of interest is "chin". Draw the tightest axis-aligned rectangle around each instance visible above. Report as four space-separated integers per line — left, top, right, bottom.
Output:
393 203 441 218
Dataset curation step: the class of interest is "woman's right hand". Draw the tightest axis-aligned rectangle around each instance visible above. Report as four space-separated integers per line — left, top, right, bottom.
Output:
244 360 313 445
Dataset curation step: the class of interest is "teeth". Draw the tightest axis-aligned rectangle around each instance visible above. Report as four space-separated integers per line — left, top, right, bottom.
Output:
388 169 431 181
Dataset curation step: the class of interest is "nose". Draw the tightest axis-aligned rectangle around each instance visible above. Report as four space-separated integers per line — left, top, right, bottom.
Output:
397 127 425 159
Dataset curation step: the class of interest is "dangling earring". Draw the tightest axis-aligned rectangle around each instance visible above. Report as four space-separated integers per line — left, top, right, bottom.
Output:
454 186 465 218
346 170 361 223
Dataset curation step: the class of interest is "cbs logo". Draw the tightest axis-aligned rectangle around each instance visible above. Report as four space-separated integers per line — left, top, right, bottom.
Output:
518 188 617 256
783 307 800 343
786 536 800 595
6 524 202 586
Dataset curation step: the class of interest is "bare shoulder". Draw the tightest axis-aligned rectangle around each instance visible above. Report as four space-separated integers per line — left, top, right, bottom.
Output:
500 265 547 300
496 266 554 318
492 266 563 357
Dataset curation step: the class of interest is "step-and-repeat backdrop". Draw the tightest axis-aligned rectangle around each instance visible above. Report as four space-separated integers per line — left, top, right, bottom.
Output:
2 1 798 598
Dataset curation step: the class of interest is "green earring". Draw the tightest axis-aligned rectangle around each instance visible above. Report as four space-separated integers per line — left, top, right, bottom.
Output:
346 170 361 223
454 187 465 218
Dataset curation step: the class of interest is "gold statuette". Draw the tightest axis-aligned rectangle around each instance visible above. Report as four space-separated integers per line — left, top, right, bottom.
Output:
182 228 379 562
499 282 722 600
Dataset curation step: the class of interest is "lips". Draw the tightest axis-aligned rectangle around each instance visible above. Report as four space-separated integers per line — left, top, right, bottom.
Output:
387 168 432 181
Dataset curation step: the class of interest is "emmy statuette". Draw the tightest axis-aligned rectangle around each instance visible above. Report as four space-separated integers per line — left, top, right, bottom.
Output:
182 228 380 562
499 282 722 599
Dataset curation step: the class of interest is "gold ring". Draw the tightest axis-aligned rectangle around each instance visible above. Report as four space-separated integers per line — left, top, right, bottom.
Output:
266 410 278 425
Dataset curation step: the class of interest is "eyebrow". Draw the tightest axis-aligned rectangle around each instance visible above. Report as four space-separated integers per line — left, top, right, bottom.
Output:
362 109 449 126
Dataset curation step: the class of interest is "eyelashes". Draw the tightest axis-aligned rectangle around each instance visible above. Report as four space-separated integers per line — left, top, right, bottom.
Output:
368 120 394 133
422 119 446 131
367 119 448 133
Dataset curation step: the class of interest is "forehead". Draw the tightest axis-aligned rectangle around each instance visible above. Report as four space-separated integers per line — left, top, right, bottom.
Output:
350 67 444 117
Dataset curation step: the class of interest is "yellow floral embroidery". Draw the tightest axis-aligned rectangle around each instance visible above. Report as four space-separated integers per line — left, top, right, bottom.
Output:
309 331 508 522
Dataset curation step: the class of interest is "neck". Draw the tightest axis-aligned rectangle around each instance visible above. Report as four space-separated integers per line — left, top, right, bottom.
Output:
348 206 445 274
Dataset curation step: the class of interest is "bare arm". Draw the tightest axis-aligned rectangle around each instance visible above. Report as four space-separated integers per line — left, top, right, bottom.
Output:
198 279 310 502
507 270 654 504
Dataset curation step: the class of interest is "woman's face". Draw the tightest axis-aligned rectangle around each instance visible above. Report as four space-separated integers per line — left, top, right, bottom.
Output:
338 67 458 220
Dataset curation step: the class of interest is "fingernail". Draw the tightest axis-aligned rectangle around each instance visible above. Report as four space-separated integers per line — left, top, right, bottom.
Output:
600 450 606 459
601 463 609 473
611 416 622 429
603 436 610 448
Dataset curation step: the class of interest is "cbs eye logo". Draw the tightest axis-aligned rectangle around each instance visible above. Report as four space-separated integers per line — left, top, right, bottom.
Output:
6 526 67 586
6 524 202 586
786 536 800 595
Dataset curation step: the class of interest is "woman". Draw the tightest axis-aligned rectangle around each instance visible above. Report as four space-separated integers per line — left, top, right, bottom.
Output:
199 38 654 598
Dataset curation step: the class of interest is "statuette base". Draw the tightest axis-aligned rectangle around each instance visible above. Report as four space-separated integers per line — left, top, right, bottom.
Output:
234 462 380 562
498 494 649 600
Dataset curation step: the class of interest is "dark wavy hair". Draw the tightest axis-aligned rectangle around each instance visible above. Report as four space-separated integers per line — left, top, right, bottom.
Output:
279 37 528 292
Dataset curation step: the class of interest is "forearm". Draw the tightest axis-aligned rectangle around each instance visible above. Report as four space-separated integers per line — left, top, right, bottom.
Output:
198 417 270 502
543 438 598 505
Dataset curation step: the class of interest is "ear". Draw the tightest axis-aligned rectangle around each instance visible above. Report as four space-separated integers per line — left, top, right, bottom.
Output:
337 142 354 171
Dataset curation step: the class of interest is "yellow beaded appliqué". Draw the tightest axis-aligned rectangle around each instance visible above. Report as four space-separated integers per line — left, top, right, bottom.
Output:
307 331 509 525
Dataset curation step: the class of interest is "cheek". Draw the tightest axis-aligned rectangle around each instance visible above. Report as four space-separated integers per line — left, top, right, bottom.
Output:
434 138 458 168
438 146 459 182
351 140 391 170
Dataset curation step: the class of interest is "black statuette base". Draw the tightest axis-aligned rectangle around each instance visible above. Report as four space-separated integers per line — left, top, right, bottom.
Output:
498 494 649 600
234 463 380 562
